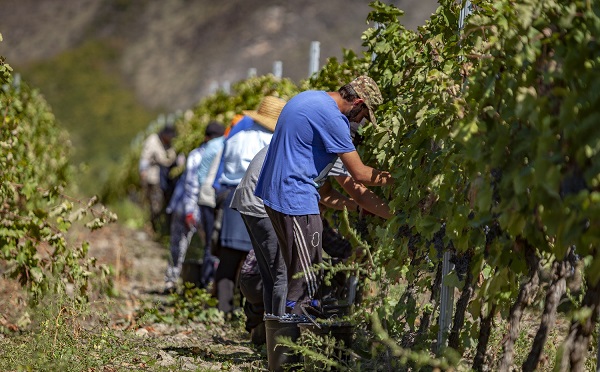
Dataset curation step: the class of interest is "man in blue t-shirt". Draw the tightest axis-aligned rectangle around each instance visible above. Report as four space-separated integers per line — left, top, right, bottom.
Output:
254 75 394 315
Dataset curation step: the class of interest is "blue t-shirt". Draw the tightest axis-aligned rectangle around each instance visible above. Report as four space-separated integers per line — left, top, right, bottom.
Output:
255 90 355 215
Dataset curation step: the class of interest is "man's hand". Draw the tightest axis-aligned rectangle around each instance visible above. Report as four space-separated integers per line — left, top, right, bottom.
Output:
339 151 394 187
185 213 196 229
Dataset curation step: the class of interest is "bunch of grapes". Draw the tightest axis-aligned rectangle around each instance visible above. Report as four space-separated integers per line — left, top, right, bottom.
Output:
396 224 421 257
355 217 369 241
431 223 446 259
396 224 411 239
566 245 580 277
449 251 472 281
559 170 587 199
490 168 502 204
484 220 503 248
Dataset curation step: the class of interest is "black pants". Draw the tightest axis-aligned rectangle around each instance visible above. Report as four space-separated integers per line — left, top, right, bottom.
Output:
239 270 265 332
199 205 218 288
241 214 287 316
265 206 323 314
214 246 248 313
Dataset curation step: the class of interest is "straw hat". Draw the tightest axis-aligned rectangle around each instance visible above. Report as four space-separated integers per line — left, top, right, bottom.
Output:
243 96 287 132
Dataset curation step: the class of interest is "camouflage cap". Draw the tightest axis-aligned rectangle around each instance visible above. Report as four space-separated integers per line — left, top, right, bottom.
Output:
348 75 383 126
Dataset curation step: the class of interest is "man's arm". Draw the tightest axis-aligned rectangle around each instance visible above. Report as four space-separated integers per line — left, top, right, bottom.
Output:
318 179 359 212
338 151 393 187
151 133 176 167
334 175 392 219
156 147 177 167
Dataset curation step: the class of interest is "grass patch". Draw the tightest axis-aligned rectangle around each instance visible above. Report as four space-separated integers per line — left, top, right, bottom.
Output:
107 197 147 230
137 284 223 326
0 295 160 371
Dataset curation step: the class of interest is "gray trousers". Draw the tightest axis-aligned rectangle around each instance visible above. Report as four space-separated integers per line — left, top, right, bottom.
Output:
241 214 287 316
143 182 165 233
165 209 193 286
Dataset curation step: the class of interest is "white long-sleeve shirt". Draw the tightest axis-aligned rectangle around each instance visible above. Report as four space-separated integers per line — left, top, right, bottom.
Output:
139 133 176 185
218 122 272 186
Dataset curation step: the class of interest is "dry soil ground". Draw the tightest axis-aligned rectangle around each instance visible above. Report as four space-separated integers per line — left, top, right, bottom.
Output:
0 222 266 371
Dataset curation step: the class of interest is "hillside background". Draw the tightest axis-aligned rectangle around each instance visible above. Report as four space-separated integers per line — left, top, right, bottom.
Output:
0 0 438 196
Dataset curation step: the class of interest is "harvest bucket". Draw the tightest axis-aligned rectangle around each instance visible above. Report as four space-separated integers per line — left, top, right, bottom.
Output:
298 322 353 371
264 314 307 371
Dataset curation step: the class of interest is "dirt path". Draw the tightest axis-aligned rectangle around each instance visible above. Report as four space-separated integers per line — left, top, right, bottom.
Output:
0 219 269 370
76 223 266 371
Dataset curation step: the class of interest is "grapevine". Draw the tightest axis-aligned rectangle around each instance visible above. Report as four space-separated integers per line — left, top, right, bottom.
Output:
0 44 116 303
23 0 599 368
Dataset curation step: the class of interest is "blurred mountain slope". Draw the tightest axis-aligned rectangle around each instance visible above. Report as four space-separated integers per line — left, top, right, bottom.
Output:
1 0 438 111
0 0 438 196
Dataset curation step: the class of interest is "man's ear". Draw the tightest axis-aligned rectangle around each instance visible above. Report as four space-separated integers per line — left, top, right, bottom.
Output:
353 98 365 106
